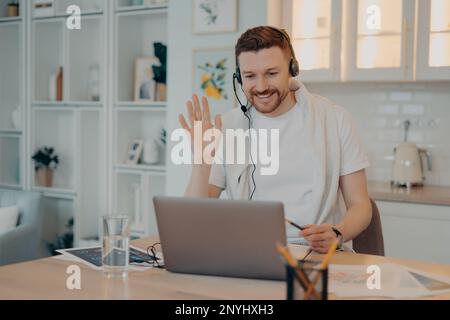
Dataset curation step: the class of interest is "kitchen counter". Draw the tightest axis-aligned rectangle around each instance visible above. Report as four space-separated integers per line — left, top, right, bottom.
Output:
368 181 450 206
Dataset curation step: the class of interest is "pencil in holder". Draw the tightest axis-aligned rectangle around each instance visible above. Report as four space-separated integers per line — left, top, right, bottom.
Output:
286 260 328 300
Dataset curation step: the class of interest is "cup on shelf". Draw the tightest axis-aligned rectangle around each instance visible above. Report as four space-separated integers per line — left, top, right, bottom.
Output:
102 215 130 279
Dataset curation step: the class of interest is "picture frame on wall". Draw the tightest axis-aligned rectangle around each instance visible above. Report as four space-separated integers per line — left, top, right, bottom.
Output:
193 0 238 34
134 57 160 102
193 47 236 118
126 140 144 165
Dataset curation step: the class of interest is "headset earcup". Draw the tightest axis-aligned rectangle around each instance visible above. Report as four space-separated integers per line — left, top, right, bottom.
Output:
235 67 242 85
289 58 300 77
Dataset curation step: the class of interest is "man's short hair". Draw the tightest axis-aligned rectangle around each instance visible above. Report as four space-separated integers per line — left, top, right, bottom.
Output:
235 26 292 60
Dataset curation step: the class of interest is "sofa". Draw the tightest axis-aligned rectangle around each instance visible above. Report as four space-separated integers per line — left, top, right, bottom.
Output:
0 189 43 266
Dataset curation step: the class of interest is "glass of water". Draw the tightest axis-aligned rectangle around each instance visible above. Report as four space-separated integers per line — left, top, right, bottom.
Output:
102 215 130 278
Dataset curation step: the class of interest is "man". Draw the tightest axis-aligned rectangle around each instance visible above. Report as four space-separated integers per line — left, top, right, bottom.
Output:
179 26 372 254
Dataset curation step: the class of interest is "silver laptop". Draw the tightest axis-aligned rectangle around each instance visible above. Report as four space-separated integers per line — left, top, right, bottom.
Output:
153 196 287 281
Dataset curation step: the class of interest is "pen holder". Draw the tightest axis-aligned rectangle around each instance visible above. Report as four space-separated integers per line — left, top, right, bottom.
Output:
286 260 328 300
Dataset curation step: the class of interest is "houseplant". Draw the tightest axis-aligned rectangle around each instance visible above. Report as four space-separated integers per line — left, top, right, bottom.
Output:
31 146 59 187
152 42 167 101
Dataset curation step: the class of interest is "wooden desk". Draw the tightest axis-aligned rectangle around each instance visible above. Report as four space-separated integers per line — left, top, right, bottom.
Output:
1 237 449 300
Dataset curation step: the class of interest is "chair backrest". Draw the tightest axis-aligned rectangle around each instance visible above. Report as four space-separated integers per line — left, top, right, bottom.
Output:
353 199 385 256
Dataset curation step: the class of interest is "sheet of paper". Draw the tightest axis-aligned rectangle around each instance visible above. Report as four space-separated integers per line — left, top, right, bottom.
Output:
55 245 163 272
328 263 450 299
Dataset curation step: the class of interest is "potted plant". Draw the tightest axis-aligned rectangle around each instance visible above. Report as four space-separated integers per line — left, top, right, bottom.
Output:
7 0 19 17
32 146 59 187
47 218 74 256
152 42 167 101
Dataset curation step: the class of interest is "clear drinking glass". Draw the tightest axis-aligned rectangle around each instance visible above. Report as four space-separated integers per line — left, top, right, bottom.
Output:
102 215 130 278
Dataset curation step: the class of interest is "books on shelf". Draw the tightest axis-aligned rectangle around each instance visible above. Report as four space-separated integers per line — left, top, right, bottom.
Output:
49 67 63 102
33 0 54 17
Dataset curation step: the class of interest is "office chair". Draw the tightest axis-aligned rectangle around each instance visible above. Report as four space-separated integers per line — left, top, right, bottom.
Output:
353 199 385 256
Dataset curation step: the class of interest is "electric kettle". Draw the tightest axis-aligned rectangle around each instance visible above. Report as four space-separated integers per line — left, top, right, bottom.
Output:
392 120 432 188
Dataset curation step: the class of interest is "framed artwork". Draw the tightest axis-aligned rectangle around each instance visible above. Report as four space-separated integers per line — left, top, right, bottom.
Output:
134 57 160 102
193 47 236 118
193 0 238 34
126 140 144 165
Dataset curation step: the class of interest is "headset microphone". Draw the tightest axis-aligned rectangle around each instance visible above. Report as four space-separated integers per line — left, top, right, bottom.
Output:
232 73 248 114
232 72 256 200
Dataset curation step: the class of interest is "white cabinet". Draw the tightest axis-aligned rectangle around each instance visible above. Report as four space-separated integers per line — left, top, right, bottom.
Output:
345 0 415 81
284 0 450 82
113 170 165 238
377 200 450 265
284 0 342 82
0 0 26 189
416 0 450 80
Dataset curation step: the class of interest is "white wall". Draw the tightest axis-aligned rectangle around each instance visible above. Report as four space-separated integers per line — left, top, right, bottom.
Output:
165 0 274 196
307 82 450 187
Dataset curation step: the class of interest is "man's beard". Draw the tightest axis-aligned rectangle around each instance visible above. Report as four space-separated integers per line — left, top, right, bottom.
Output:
248 88 289 114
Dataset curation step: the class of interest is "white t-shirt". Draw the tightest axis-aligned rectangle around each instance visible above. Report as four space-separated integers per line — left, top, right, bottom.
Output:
250 104 314 241
209 101 370 243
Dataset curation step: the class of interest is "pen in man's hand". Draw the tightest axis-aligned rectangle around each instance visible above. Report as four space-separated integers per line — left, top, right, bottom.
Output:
285 218 305 231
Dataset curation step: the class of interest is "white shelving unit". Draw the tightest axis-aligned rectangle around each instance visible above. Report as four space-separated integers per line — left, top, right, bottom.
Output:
110 0 168 238
5 0 167 245
0 0 25 190
27 0 109 249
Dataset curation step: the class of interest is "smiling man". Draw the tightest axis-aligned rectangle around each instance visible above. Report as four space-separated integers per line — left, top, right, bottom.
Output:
179 26 372 254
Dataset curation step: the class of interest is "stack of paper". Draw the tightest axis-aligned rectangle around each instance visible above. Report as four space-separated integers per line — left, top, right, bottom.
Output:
55 245 163 272
328 263 450 299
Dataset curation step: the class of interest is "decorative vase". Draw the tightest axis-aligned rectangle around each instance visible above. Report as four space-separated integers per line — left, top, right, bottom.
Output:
11 106 21 130
155 83 166 102
88 64 100 102
49 73 57 101
142 140 159 165
36 168 54 187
